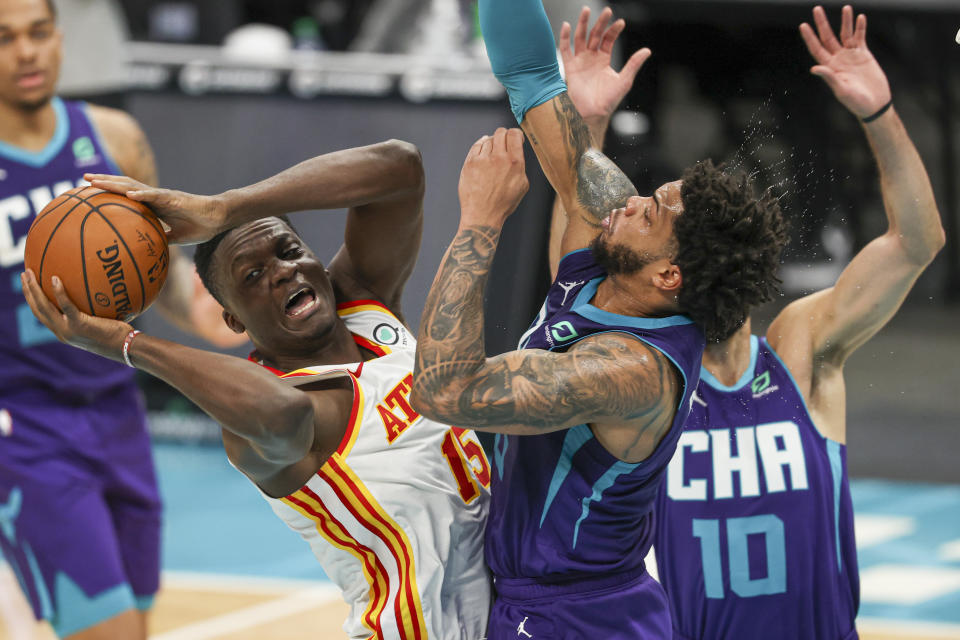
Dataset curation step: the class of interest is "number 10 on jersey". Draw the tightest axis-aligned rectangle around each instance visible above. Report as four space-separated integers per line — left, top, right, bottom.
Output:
693 514 787 598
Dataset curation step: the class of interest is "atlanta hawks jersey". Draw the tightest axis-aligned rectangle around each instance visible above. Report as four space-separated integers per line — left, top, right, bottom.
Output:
0 98 133 399
257 300 491 640
654 335 859 640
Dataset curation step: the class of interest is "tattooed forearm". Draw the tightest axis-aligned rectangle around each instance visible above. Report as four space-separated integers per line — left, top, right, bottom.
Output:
553 93 593 168
576 150 638 223
458 335 675 429
548 93 638 225
417 301 680 453
414 225 501 406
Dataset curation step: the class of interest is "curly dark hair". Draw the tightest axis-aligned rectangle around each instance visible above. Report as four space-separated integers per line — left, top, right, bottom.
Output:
674 160 789 343
193 214 299 307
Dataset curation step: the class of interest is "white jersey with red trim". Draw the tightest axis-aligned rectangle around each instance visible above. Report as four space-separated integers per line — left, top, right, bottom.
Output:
257 300 491 640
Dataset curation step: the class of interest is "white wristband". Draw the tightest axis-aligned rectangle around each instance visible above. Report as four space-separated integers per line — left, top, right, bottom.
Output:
122 329 141 368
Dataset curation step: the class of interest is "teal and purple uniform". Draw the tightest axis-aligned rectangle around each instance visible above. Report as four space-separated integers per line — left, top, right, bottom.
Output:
655 335 859 639
484 249 705 638
0 98 161 637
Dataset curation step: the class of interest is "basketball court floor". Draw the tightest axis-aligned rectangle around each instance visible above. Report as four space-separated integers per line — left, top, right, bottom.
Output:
3 443 959 640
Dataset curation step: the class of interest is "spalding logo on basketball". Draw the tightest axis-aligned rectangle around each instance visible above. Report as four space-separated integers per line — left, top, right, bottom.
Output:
23 186 169 321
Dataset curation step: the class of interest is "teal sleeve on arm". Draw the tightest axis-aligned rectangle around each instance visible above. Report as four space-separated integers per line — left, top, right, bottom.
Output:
479 0 567 124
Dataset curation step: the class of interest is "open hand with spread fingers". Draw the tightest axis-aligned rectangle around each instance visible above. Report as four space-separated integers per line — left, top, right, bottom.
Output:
84 172 227 245
799 5 892 119
21 269 132 363
560 7 651 129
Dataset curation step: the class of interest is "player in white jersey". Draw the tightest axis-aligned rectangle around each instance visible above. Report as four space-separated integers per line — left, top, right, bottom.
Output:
22 141 491 639
255 300 490 638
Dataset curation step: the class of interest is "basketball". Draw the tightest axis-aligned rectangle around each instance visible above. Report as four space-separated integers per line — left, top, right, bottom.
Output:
23 186 169 322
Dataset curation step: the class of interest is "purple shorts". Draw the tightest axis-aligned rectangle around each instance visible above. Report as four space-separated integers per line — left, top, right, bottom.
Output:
488 567 672 640
0 384 161 637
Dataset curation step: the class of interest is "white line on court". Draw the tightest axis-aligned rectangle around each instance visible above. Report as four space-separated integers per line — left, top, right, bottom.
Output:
858 617 960 638
939 539 960 562
161 570 335 595
861 565 960 605
149 586 341 640
854 514 915 549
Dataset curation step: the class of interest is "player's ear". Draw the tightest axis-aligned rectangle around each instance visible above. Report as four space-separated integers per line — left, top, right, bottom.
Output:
654 261 682 292
223 309 245 334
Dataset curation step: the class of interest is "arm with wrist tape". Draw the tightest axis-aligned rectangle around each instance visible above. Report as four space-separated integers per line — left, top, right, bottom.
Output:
479 0 566 123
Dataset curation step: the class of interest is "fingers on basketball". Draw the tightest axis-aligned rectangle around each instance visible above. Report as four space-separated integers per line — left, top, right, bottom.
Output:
23 186 170 322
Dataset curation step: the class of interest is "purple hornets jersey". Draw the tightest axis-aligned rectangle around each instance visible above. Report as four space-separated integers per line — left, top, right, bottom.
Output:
655 335 859 640
0 98 133 399
485 249 705 583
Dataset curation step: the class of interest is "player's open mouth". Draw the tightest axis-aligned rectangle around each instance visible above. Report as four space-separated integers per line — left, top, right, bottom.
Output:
16 71 45 89
284 287 318 318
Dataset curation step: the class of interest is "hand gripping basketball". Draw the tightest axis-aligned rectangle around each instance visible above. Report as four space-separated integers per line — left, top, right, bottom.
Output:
21 269 133 364
85 173 228 245
23 186 168 320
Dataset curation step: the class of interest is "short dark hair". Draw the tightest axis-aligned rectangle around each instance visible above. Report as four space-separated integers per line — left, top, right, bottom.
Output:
674 160 788 343
193 215 299 306
45 0 57 20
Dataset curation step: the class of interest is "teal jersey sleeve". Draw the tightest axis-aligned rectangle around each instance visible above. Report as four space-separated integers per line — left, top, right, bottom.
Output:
479 0 567 123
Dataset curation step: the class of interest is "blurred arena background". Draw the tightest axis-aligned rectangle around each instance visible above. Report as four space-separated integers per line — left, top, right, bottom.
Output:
3 0 959 638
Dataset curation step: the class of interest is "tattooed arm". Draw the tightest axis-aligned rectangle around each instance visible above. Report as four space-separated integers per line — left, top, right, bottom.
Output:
412 129 679 463
524 95 638 255
549 7 651 276
478 0 641 255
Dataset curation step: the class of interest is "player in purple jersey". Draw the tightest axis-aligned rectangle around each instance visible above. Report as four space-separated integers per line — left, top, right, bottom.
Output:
652 6 945 640
0 0 241 637
410 2 786 637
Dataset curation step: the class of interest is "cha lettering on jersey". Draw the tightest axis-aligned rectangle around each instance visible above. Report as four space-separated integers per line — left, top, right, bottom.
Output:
667 421 809 501
377 373 420 443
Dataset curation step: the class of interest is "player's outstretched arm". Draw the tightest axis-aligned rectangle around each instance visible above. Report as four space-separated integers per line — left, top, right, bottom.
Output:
87 140 424 312
772 5 945 367
479 0 647 254
88 106 247 348
411 130 676 459
20 270 344 474
549 6 646 276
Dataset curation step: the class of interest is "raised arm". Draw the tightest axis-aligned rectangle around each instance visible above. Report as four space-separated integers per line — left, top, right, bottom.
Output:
87 140 425 310
411 129 678 462
770 5 945 367
480 0 648 254
89 105 247 347
20 270 349 480
548 7 649 275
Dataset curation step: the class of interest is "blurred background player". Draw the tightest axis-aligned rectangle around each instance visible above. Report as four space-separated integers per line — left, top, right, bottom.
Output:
0 0 243 638
410 1 786 637
654 5 944 639
25 140 492 639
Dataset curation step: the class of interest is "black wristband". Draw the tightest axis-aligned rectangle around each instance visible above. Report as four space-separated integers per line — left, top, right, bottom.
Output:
861 99 893 123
